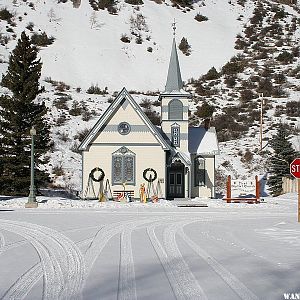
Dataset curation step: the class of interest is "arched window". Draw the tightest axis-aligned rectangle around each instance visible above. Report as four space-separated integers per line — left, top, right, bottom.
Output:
168 99 183 120
194 156 205 186
112 147 135 185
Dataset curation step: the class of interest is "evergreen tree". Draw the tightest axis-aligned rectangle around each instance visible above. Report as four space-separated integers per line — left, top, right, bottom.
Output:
268 124 297 196
203 67 220 81
0 31 52 195
178 37 191 56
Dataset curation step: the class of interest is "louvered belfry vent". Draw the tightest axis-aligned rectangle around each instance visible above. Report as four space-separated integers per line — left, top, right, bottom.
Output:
168 99 183 120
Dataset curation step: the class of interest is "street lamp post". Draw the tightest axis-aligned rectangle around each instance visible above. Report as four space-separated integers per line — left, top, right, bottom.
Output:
25 126 38 208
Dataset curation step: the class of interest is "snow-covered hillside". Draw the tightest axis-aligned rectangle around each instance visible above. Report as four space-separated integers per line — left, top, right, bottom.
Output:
0 0 299 193
0 0 249 91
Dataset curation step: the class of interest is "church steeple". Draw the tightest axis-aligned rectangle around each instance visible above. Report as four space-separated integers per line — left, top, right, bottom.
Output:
160 29 190 153
165 38 183 93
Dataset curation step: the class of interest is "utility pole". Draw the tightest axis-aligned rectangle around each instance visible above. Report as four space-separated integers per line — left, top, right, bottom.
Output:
259 93 264 151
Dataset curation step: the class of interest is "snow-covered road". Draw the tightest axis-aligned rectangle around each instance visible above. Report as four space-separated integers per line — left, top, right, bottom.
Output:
0 195 299 300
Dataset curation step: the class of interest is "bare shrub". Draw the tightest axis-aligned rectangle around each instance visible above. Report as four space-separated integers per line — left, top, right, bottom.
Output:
195 13 208 22
120 34 131 43
69 100 84 116
57 131 69 142
53 95 71 110
87 84 108 94
195 101 215 118
56 115 67 126
53 165 65 176
31 32 55 47
144 108 160 125
0 8 13 21
286 101 300 117
74 128 91 142
140 98 152 109
241 149 253 163
70 141 80 153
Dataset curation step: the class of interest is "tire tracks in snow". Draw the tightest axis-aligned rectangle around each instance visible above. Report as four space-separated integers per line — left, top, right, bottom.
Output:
147 219 207 300
1 236 93 300
0 240 28 255
2 263 43 300
198 223 290 270
178 222 259 300
0 219 85 300
148 218 259 300
163 222 208 300
1 219 138 300
117 217 183 300
0 231 5 250
83 217 165 300
117 225 137 300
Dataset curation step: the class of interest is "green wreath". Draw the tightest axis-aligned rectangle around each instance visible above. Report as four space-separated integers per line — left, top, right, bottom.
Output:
90 167 105 182
143 168 157 182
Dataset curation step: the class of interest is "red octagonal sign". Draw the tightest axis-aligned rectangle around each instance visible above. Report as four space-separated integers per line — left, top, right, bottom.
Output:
290 158 300 179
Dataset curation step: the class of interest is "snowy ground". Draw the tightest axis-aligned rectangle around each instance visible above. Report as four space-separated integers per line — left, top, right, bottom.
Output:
0 193 299 300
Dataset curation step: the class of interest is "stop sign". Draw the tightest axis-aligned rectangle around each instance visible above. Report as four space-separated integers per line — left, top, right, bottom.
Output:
290 158 300 178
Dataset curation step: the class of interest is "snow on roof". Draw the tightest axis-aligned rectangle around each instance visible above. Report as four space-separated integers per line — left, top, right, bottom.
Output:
188 127 220 155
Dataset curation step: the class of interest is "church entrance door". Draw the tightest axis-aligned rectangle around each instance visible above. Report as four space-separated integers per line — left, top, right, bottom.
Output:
167 163 184 199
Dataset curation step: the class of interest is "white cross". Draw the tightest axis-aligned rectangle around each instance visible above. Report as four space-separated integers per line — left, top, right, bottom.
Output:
172 19 176 36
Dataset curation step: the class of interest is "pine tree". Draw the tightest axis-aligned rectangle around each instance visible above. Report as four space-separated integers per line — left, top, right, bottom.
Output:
178 37 191 56
268 124 297 196
0 31 52 195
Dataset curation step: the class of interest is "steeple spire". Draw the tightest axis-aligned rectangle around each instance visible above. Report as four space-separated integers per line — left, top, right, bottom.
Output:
165 37 183 93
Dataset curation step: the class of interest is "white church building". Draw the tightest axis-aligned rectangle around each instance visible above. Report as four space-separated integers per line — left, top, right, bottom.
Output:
79 38 219 199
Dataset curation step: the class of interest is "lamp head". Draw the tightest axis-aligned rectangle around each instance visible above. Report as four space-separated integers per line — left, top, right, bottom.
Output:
30 126 36 136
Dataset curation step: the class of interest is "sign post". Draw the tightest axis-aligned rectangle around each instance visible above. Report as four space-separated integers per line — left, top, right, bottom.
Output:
290 158 300 222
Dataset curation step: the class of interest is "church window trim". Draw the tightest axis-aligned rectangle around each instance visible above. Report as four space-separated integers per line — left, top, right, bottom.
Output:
194 156 205 187
168 99 183 120
112 147 135 185
171 123 180 147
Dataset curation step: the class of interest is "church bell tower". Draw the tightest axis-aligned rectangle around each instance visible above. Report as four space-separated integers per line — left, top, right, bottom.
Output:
160 36 190 153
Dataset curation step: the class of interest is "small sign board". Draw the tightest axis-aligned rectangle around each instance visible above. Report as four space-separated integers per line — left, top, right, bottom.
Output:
231 179 256 195
224 175 260 203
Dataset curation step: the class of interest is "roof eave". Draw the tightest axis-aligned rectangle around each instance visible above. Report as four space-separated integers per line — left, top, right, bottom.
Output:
79 87 171 151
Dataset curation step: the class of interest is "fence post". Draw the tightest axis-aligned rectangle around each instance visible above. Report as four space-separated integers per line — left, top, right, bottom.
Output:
298 179 300 223
255 175 260 203
226 175 231 203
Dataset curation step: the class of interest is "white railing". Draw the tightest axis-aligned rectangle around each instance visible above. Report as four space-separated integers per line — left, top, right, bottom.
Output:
282 177 298 193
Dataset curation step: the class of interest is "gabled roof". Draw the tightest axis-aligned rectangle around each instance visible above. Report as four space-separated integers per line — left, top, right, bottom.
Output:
170 150 191 166
78 88 171 151
164 38 184 93
188 126 220 155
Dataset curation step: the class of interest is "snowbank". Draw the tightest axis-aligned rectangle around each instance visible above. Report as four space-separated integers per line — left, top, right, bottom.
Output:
0 193 297 211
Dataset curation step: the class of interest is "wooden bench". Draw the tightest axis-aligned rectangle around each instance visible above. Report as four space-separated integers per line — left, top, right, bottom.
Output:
113 190 134 201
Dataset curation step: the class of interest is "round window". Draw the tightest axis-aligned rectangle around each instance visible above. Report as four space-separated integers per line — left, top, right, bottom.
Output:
118 122 131 135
